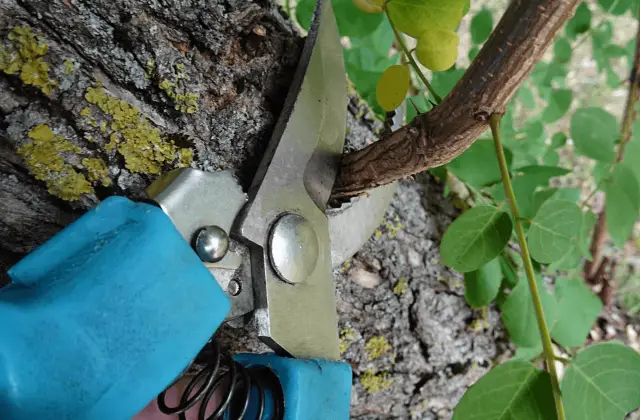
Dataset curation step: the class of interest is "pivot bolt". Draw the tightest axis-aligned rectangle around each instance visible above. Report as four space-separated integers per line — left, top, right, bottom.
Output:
269 214 319 284
194 225 229 263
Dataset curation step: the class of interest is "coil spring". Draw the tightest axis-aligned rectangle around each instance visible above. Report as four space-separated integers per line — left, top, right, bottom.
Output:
157 341 284 420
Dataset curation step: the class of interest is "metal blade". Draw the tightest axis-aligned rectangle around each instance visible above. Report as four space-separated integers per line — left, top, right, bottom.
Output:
235 0 346 360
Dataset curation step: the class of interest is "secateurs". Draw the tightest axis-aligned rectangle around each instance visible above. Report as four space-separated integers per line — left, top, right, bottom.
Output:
0 1 355 418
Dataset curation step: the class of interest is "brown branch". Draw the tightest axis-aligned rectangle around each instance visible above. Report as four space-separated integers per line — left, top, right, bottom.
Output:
585 4 640 283
331 0 580 199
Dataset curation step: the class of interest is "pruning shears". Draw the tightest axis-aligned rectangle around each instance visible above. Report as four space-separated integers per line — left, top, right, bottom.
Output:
0 1 356 418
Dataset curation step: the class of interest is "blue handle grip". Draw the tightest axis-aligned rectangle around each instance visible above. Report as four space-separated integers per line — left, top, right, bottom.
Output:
0 196 230 419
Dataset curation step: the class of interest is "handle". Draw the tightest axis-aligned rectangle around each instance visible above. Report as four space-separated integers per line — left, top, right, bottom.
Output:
0 196 229 420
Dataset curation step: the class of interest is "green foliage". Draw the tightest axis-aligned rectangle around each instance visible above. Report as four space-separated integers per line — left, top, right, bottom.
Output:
296 0 640 416
440 206 512 273
464 258 501 308
570 107 618 162
552 278 603 348
562 342 640 419
605 163 640 247
470 8 493 45
501 274 557 348
527 200 582 264
453 360 557 420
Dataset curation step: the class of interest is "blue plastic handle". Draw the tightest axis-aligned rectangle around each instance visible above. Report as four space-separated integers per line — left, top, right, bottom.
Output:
0 196 230 419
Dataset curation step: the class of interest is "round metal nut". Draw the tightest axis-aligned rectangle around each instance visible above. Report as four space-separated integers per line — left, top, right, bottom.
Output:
228 279 242 296
269 213 319 284
194 225 229 263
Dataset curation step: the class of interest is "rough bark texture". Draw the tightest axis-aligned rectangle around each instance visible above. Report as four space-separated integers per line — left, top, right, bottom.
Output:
331 0 580 199
0 0 509 417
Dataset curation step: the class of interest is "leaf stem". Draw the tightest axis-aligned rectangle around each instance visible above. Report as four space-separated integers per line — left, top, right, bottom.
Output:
385 10 442 103
489 114 566 420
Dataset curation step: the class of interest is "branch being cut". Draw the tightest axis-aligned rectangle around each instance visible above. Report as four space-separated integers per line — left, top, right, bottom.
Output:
331 0 579 199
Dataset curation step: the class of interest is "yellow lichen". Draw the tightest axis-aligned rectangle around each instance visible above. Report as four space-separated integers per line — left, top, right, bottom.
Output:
64 58 74 75
339 328 356 355
84 85 193 174
393 277 408 296
360 369 393 394
82 157 112 186
0 26 57 94
158 63 199 114
18 124 93 201
80 107 91 117
365 336 392 360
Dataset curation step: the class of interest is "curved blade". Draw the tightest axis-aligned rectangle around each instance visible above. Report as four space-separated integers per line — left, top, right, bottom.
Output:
236 0 347 360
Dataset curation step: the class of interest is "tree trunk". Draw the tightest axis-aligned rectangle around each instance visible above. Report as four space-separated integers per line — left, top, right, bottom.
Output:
0 1 506 417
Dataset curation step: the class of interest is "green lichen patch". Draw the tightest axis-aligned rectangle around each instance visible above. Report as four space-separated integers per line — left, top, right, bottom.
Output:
339 328 356 355
157 63 199 114
360 369 393 394
18 124 93 201
393 277 409 296
84 85 193 174
0 26 58 95
365 336 392 360
63 58 74 75
82 157 112 186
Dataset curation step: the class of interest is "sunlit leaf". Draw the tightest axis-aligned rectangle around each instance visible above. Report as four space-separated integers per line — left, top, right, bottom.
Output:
376 65 411 112
415 28 459 72
386 0 465 38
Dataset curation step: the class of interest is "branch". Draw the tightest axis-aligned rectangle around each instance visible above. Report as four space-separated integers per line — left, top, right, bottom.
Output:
585 4 640 282
331 0 579 199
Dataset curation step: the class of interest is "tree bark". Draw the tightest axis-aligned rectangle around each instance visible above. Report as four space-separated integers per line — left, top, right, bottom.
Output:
332 0 580 199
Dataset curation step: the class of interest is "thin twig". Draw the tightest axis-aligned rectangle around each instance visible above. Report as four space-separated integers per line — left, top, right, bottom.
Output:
490 114 565 420
385 11 442 103
585 3 640 283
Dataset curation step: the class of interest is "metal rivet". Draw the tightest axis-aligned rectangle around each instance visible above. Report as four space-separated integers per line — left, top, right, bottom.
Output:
269 213 319 284
228 279 241 296
194 225 229 263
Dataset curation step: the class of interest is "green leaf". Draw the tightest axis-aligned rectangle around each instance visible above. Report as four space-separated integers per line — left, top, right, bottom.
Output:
528 200 582 264
430 67 464 97
605 164 640 247
491 166 570 218
562 342 640 420
548 211 597 272
468 45 480 61
542 149 560 166
406 94 429 122
542 89 572 123
440 206 512 273
499 254 519 288
598 0 633 15
554 37 572 63
464 258 502 308
415 27 460 72
296 0 384 37
570 107 618 162
532 187 581 216
453 360 557 420
513 344 543 361
501 274 557 348
566 2 592 39
516 86 536 110
386 0 465 38
551 277 602 348
550 132 567 149
447 139 512 189
470 8 493 45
